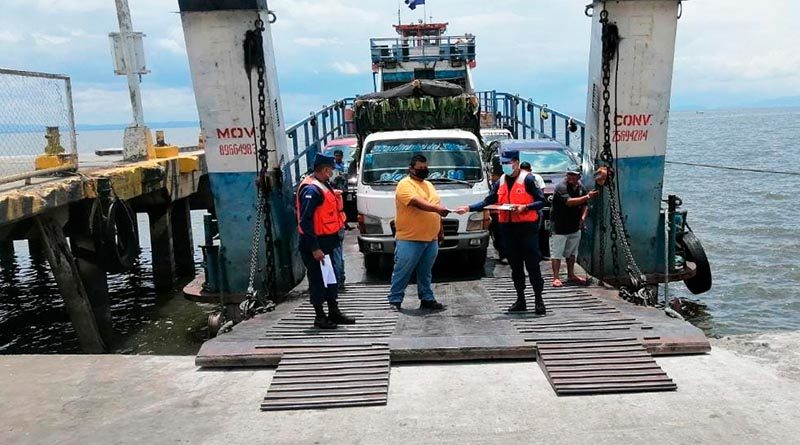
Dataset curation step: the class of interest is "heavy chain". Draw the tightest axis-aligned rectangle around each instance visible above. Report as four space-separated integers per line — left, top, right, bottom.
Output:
242 18 276 317
598 6 652 305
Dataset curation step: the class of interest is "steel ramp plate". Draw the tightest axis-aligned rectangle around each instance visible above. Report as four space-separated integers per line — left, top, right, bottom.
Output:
262 343 391 411
535 338 677 396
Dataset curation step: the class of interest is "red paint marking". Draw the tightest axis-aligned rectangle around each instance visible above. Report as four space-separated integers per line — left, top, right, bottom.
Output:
615 114 653 127
216 127 256 140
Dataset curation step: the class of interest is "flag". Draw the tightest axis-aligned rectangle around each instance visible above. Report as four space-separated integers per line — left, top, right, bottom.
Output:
405 0 425 10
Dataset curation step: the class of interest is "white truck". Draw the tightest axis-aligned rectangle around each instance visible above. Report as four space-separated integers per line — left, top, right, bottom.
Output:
356 129 490 274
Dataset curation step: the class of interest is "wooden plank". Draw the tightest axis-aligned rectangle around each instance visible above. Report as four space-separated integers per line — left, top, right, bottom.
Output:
538 346 647 355
278 357 390 366
276 363 388 372
262 397 387 411
264 389 389 400
550 376 674 385
274 369 389 378
270 376 389 386
538 351 652 361
547 370 669 379
267 382 389 393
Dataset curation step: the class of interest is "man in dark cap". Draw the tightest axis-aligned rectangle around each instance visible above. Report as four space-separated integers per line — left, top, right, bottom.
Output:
549 168 599 287
456 149 547 314
296 154 354 329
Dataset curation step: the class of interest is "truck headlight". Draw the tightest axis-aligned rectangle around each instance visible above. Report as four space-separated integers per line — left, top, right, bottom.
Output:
467 211 489 232
357 214 383 234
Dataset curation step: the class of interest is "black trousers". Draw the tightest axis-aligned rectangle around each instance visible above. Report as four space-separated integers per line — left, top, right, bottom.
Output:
301 250 338 305
501 223 544 298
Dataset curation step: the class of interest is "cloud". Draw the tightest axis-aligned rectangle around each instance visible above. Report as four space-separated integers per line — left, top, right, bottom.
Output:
330 62 364 75
2 0 799 126
0 31 23 44
31 33 70 46
294 37 342 47
72 84 198 125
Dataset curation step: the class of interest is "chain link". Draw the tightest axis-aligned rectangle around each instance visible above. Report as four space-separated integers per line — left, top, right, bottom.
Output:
597 6 653 305
242 18 277 317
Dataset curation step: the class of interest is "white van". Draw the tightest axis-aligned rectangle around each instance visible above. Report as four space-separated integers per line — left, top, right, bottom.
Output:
356 129 490 274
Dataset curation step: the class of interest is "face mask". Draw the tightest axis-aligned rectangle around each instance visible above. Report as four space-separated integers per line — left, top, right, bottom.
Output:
502 164 514 176
413 168 429 179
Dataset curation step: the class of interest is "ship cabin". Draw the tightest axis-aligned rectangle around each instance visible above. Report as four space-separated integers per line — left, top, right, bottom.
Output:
370 21 476 92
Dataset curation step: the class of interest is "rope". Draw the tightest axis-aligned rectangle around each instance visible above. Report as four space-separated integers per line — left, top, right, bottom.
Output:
666 160 800 176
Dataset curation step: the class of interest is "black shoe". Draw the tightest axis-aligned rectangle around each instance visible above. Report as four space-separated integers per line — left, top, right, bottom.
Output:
419 299 444 310
389 301 402 311
328 303 356 325
508 299 527 312
313 315 338 329
337 283 346 291
534 295 547 315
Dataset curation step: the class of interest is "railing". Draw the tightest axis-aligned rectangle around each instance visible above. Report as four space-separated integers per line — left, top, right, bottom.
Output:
0 69 78 185
476 90 586 159
370 35 476 65
282 92 585 187
284 98 355 187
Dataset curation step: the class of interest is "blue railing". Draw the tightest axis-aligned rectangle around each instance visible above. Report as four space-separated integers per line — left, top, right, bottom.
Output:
476 91 586 159
284 98 355 187
370 35 476 65
283 92 585 187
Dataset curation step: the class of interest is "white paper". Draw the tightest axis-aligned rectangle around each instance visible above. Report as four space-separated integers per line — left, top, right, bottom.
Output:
320 255 337 286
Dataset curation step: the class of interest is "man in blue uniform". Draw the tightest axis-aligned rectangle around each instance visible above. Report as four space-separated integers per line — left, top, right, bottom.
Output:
456 149 547 314
297 154 355 329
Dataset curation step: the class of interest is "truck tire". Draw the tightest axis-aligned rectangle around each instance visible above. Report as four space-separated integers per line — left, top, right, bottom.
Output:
680 231 712 295
364 254 382 275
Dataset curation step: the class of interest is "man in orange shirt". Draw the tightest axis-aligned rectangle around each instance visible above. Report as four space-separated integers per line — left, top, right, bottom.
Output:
387 154 450 310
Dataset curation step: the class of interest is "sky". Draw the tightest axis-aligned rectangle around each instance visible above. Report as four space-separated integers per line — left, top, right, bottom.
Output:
1 0 798 126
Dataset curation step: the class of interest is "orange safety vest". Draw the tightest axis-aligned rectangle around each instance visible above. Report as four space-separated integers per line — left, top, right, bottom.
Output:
296 176 345 236
496 172 539 224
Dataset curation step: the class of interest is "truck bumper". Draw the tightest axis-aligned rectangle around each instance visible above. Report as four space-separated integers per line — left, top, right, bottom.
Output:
358 231 490 255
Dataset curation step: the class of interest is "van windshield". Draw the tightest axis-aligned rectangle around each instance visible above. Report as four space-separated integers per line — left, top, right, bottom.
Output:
361 138 483 184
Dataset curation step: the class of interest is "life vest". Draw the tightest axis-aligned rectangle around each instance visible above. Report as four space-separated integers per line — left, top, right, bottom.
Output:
497 172 539 224
296 175 345 236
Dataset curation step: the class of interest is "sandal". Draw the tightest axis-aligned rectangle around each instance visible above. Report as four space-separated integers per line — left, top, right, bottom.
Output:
569 276 588 285
552 278 563 288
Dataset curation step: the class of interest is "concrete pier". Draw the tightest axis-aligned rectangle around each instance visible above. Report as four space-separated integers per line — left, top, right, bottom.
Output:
0 151 208 352
148 204 176 290
34 214 106 353
170 198 195 277
0 332 798 443
69 200 113 345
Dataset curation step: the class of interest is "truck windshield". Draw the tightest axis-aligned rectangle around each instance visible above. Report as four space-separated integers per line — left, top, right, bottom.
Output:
519 150 578 174
361 138 483 184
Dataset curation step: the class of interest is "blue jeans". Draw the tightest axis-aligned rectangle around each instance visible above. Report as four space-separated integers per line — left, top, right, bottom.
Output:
387 240 439 303
331 229 346 285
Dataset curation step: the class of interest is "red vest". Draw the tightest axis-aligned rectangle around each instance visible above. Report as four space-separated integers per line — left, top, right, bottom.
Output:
296 176 345 236
497 172 539 224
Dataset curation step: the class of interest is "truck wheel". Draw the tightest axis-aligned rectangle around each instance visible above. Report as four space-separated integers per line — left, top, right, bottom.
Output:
680 231 712 295
466 248 487 275
364 254 382 275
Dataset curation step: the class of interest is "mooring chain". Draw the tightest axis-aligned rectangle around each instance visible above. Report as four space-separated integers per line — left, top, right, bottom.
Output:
242 17 276 318
598 6 652 305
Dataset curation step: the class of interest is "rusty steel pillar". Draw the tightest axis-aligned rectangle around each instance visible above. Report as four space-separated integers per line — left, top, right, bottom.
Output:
69 201 114 345
148 204 176 290
170 198 195 277
0 240 14 264
35 214 106 353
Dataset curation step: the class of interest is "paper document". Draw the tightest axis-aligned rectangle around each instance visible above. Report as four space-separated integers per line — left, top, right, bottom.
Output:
485 204 517 211
320 254 337 286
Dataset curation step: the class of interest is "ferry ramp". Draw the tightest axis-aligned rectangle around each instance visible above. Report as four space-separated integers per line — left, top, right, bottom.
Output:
197 230 709 409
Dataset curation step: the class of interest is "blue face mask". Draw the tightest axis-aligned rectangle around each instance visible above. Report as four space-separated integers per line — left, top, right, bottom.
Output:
502 164 514 176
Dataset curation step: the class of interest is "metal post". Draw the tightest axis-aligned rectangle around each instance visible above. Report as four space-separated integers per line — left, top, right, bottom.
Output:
114 0 144 127
114 0 152 161
64 77 78 162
